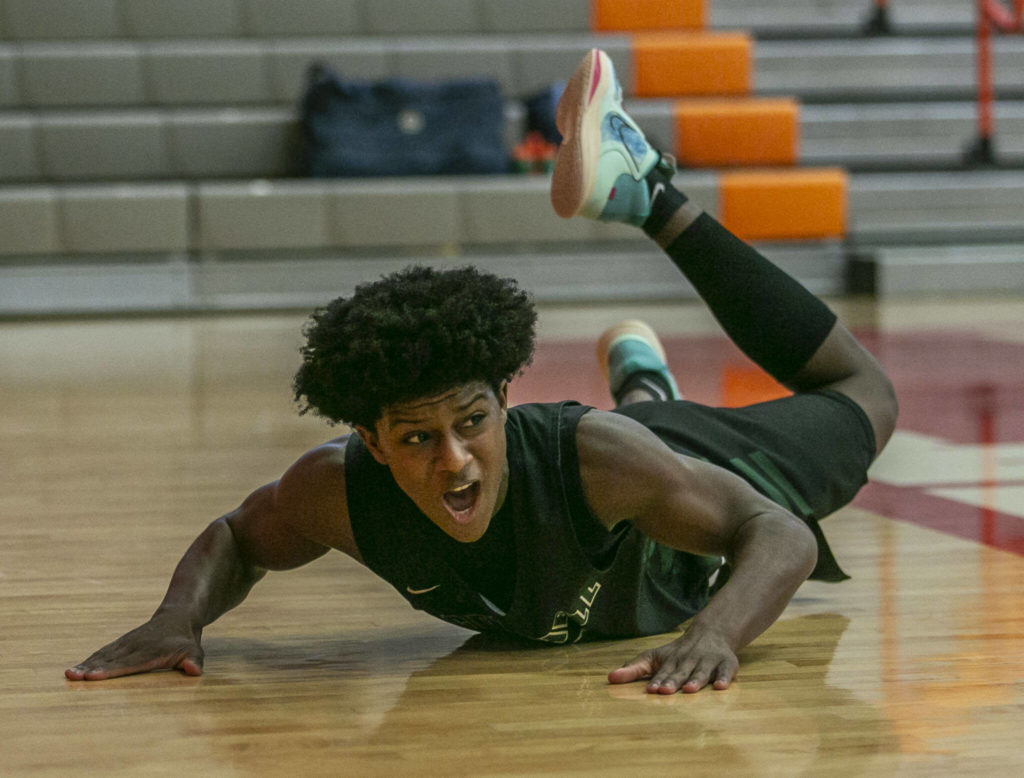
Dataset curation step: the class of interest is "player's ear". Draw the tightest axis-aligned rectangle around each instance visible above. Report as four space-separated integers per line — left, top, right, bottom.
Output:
355 425 388 465
496 381 509 417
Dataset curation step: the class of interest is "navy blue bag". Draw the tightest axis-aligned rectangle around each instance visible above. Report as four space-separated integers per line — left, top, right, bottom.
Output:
523 81 565 145
301 63 508 177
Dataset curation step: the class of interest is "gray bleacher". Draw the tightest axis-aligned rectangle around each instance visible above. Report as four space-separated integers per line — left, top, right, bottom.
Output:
755 37 1024 102
801 102 1024 170
5 97 1024 185
0 0 592 39
1 0 1023 314
0 35 631 108
0 0 976 40
8 34 1024 111
711 0 974 37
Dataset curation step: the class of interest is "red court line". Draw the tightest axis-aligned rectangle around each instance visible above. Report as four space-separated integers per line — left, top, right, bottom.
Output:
522 327 1024 557
855 481 1024 556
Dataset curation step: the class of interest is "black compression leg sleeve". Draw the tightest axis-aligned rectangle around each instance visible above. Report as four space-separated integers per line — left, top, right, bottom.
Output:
657 205 838 384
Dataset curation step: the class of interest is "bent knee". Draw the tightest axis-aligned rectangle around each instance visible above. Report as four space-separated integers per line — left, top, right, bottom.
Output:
810 344 898 459
867 372 899 455
842 368 898 458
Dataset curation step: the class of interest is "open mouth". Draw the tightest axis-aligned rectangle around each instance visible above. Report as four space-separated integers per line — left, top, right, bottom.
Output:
442 481 481 523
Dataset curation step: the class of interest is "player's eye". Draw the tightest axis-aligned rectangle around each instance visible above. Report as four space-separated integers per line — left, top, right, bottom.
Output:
463 412 487 428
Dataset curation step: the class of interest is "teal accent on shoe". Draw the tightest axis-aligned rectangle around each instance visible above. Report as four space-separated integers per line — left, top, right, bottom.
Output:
598 173 650 227
606 336 682 400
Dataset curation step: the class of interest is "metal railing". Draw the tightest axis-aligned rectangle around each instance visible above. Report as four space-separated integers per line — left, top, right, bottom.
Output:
966 0 1024 163
863 0 892 35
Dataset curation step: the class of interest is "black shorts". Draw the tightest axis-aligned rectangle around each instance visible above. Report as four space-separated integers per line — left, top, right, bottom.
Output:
614 389 876 580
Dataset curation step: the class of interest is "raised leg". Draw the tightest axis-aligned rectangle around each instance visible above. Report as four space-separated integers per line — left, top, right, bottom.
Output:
552 49 897 455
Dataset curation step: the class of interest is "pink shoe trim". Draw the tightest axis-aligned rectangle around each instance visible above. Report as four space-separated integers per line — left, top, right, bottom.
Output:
587 50 602 105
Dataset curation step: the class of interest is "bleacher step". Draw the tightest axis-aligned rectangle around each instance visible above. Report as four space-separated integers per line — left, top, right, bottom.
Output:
0 0 977 41
6 36 1024 110
711 0 973 38
0 242 848 316
854 244 1024 296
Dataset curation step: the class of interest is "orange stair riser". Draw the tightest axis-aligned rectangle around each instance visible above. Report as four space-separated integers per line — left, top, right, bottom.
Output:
632 33 751 97
674 99 799 166
592 0 705 31
719 170 848 241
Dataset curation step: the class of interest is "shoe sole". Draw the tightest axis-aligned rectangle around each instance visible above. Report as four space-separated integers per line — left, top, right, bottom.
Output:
596 319 669 383
551 49 610 219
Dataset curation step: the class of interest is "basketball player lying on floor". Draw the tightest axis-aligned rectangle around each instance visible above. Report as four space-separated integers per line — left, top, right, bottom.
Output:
66 50 897 695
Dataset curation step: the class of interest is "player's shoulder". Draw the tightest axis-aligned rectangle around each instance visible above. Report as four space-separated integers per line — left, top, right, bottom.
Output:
293 432 352 468
576 407 660 458
268 434 362 555
277 433 351 502
576 410 666 483
577 407 687 502
575 410 664 529
276 438 352 515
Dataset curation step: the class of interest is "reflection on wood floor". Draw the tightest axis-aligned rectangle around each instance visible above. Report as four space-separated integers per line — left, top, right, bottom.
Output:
1 296 1022 775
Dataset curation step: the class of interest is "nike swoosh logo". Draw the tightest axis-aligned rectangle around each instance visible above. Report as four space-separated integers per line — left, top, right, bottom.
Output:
608 114 643 169
406 584 441 595
651 182 666 205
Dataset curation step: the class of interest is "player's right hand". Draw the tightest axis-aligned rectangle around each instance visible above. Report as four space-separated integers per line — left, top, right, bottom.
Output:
64 609 204 681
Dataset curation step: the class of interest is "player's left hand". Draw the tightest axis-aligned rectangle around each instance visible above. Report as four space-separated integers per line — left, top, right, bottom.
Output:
607 623 738 694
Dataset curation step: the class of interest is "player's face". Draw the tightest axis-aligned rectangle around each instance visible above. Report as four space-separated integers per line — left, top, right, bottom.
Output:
357 381 510 543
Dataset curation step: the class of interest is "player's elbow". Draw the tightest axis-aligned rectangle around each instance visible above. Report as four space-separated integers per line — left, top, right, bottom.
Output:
789 518 819 582
735 510 818 583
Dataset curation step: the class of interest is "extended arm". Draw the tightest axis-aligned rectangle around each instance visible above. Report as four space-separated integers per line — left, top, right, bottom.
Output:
64 442 350 681
158 514 268 636
608 507 815 694
65 510 274 681
578 411 818 694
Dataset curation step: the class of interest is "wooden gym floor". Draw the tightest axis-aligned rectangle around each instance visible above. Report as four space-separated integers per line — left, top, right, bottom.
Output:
1 295 1022 776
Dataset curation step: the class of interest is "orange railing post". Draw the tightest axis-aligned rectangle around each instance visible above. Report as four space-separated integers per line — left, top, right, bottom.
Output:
966 0 1024 164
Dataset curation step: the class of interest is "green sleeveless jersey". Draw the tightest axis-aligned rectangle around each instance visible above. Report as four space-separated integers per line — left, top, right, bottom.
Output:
345 401 720 643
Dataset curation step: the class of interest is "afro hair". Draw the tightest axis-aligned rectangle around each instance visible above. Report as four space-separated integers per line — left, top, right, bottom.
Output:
293 265 536 428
